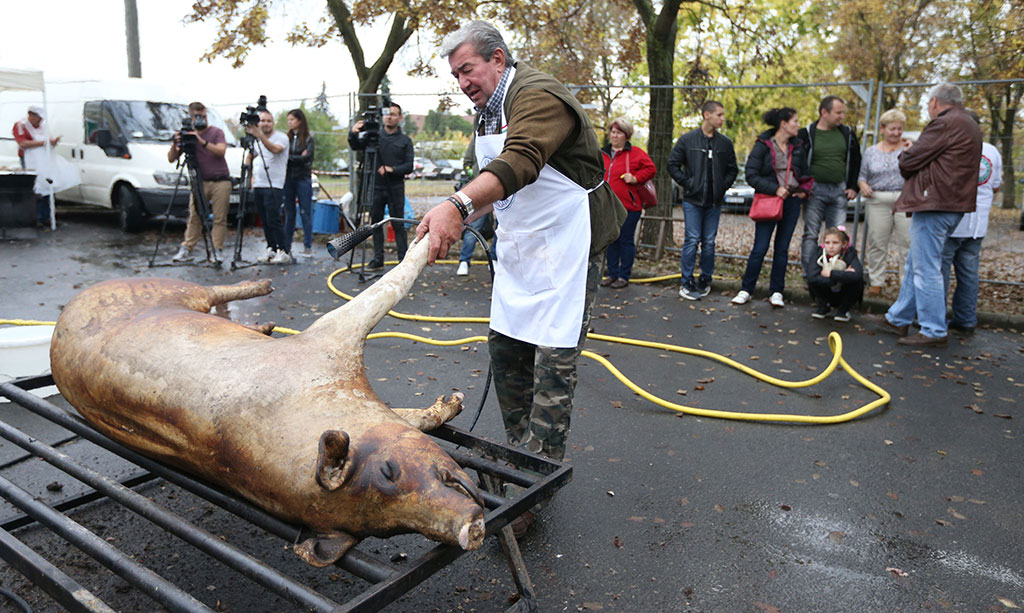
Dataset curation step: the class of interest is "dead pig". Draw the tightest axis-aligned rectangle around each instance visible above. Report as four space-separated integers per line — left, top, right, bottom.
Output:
49 236 486 566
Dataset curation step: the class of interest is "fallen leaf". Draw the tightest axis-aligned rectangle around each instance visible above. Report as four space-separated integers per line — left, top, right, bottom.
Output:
582 602 604 610
887 491 899 500
849 480 860 487
612 536 623 548
996 597 1019 609
936 450 947 456
966 404 984 414
694 385 705 391
885 567 909 577
628 516 645 522
948 495 966 502
752 602 781 613
935 518 951 526
680 521 695 528
993 413 1012 419
884 439 894 445
971 469 984 476
948 507 967 520
696 377 715 384
714 504 724 513
676 389 688 396
610 400 623 409
680 497 689 506
606 490 615 497
968 498 986 505
828 531 845 543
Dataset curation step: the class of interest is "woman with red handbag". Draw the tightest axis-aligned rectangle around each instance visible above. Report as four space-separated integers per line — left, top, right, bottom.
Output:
732 107 814 307
600 117 657 289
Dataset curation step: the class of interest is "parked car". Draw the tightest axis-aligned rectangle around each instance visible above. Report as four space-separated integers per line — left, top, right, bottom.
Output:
723 168 754 214
436 159 466 182
409 156 434 179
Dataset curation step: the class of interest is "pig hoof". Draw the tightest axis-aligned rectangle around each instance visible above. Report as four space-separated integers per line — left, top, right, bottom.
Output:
459 517 485 550
294 531 359 567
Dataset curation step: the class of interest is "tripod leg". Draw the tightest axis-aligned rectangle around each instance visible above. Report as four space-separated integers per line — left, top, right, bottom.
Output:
149 164 188 267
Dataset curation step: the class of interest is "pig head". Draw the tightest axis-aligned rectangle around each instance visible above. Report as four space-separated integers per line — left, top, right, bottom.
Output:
50 236 486 566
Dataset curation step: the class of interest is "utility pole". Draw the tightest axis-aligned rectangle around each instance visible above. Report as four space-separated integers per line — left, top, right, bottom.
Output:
125 0 142 78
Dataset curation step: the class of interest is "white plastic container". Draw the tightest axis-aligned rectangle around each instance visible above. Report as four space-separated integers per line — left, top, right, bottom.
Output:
0 324 57 401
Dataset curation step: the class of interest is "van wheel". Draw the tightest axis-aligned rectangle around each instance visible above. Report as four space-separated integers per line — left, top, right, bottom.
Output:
117 185 145 233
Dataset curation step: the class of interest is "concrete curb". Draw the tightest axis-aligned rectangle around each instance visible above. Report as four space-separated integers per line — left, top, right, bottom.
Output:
656 276 1024 333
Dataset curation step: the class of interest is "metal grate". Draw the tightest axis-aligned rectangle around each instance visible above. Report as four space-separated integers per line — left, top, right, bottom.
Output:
0 375 571 612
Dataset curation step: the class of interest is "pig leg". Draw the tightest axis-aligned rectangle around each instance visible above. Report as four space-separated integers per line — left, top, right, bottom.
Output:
392 393 465 431
204 279 273 308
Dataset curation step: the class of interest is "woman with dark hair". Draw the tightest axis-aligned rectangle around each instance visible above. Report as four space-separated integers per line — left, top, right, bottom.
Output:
283 109 316 257
600 116 657 288
732 107 813 307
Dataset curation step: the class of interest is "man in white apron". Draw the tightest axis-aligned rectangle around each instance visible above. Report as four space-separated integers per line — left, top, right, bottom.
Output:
12 106 61 228
417 21 626 532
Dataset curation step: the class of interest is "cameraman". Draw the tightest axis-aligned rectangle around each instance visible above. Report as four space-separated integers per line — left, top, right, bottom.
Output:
246 109 292 264
169 102 230 263
348 102 414 268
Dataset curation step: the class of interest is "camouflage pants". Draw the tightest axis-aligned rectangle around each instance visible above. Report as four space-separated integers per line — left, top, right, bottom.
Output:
488 252 603 461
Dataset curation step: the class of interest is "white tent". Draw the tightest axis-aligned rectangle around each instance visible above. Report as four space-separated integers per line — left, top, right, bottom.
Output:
0 67 55 230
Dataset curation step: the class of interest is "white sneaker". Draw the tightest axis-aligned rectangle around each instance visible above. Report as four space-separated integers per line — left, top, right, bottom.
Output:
731 290 751 305
257 246 275 263
769 292 785 308
298 247 313 258
456 261 469 276
172 245 194 262
270 249 293 265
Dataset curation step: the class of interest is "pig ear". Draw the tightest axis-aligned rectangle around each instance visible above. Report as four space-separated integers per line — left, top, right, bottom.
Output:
315 430 351 490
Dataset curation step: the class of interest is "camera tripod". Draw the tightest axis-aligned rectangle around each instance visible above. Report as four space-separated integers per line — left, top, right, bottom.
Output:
351 136 382 283
149 144 218 268
227 133 261 270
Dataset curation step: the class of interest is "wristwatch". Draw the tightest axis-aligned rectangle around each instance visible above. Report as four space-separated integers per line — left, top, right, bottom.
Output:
455 190 472 212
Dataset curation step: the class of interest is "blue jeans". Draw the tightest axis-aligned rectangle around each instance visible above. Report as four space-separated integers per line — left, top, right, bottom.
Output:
254 187 288 252
941 236 983 328
283 177 313 250
36 195 51 224
886 211 964 338
605 209 642 280
740 197 801 294
680 202 722 288
460 215 496 262
801 181 847 272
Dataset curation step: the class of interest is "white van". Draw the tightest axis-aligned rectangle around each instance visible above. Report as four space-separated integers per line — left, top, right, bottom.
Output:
0 78 244 232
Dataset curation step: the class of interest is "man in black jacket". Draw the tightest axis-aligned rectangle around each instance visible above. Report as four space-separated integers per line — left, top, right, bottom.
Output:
349 102 415 268
796 96 862 275
667 101 738 300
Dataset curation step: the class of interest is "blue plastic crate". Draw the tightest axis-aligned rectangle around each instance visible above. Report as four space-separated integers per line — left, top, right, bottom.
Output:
297 200 340 234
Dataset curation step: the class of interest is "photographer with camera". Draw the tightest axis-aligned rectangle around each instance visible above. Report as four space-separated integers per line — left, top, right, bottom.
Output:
348 101 414 268
245 109 292 265
169 102 230 263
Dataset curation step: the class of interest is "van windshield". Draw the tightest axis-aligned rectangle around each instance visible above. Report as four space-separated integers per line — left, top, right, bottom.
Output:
104 101 238 146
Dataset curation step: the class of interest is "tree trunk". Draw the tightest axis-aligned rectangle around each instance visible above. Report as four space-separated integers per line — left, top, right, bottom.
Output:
997 85 1019 210
635 0 682 249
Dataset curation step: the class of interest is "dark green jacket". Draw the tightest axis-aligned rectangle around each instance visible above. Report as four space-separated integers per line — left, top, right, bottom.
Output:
481 62 625 255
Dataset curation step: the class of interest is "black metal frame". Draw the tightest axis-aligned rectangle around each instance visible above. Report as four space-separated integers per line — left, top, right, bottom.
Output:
0 375 572 612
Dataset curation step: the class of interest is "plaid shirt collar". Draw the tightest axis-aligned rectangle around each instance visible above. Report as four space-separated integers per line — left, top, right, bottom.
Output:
477 65 513 136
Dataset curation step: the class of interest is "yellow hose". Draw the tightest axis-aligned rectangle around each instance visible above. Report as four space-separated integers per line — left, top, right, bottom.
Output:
322 260 890 424
4 262 890 424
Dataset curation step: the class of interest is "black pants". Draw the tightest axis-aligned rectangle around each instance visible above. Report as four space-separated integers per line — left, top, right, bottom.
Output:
370 183 408 263
254 187 288 253
808 280 863 310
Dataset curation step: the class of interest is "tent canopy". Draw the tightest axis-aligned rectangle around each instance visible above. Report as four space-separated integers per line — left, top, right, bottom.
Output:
0 68 45 92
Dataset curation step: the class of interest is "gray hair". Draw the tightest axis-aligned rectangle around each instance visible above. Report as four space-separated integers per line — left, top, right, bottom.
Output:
928 82 963 106
607 117 634 139
440 20 514 63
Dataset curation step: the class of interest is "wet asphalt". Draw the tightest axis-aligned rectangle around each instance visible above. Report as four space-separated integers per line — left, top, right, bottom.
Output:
1 210 1023 612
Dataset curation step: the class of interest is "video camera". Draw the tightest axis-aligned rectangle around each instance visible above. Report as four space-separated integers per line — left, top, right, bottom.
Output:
177 115 207 156
356 97 390 146
239 95 269 127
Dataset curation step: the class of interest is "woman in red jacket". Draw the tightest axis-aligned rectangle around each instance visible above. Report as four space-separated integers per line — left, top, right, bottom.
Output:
601 117 657 288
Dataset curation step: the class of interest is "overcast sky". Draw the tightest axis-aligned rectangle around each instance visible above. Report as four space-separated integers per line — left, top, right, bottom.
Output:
0 0 466 119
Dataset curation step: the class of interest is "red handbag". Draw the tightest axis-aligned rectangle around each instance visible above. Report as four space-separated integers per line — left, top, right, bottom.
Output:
749 147 791 222
626 151 658 209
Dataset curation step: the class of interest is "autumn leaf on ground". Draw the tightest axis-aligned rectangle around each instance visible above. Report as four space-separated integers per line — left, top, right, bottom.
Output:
752 602 781 613
610 400 623 408
996 597 1019 609
948 507 967 520
612 536 623 548
885 567 909 577
828 531 845 544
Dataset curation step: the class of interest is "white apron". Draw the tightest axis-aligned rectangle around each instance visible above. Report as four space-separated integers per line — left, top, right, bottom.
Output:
475 70 593 348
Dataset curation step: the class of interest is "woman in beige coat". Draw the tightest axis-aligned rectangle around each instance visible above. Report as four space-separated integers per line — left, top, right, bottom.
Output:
858 109 912 296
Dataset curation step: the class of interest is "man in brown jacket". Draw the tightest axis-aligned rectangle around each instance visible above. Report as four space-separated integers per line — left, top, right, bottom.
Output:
417 20 625 536
882 82 982 347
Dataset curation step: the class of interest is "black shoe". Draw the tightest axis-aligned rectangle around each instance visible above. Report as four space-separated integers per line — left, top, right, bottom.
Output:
811 304 831 319
833 310 851 322
366 259 384 270
948 321 975 335
600 277 614 287
897 332 947 347
610 278 629 289
697 278 712 297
